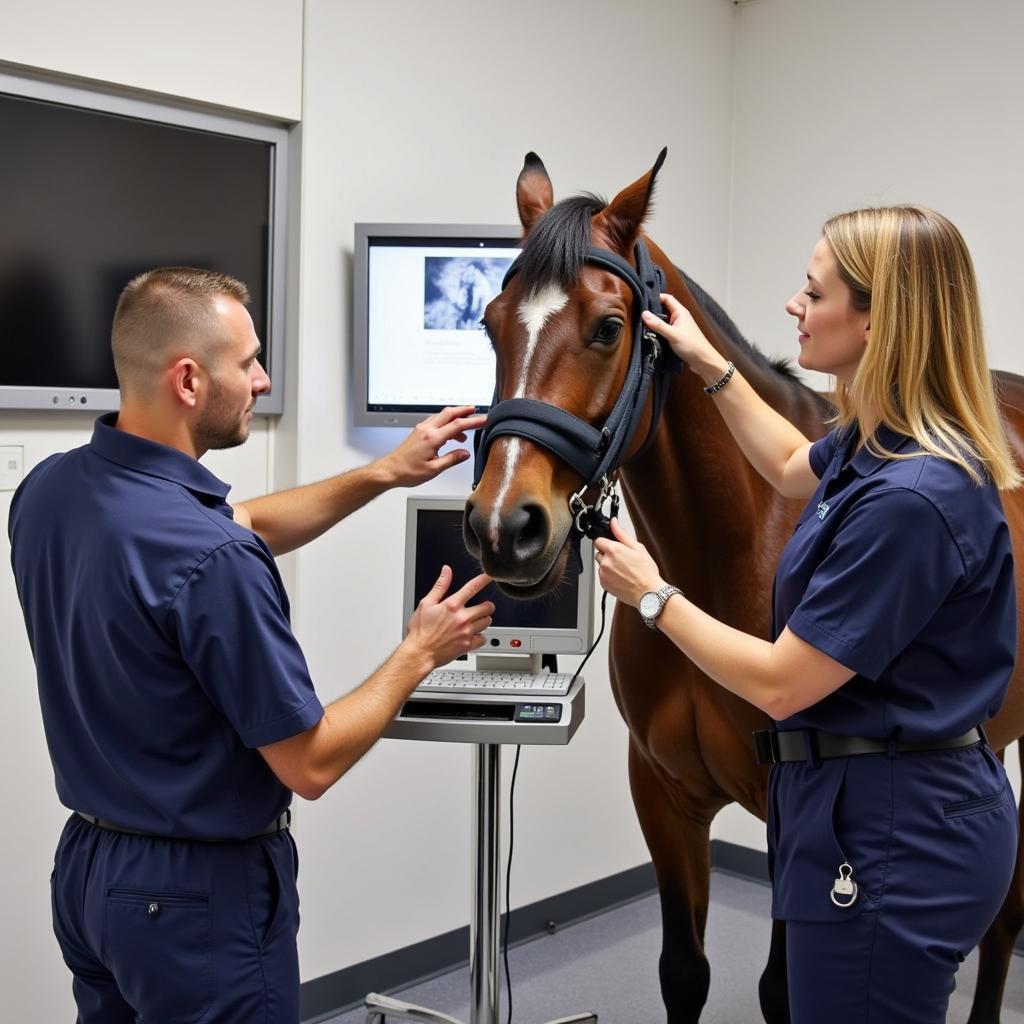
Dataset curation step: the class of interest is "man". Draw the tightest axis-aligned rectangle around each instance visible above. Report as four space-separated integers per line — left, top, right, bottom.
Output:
8 267 493 1023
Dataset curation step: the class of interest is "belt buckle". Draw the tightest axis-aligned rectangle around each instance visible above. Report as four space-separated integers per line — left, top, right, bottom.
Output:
753 729 780 765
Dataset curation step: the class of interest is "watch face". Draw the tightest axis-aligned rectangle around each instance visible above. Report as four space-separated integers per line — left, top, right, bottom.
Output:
639 592 660 618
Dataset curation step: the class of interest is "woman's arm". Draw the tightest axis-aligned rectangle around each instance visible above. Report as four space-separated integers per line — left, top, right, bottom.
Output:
594 519 855 719
643 296 820 500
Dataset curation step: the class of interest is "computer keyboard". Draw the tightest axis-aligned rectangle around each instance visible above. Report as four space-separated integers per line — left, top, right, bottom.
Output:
416 669 576 696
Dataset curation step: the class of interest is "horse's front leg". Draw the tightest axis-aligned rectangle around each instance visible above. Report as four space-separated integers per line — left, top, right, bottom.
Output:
968 742 1024 1023
628 739 716 1023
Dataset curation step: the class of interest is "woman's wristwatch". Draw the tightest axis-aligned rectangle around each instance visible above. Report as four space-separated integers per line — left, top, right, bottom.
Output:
639 584 682 629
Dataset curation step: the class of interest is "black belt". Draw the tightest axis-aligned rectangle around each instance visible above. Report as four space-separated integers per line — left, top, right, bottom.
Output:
753 727 983 766
74 808 291 843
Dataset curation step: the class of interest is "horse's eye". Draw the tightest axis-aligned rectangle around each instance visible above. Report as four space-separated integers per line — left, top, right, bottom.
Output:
590 318 624 346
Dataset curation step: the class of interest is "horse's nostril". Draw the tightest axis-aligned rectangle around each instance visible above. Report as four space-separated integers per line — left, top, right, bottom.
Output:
464 503 485 555
510 502 549 564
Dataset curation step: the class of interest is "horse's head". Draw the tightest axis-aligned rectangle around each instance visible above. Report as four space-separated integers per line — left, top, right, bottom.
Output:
465 151 668 598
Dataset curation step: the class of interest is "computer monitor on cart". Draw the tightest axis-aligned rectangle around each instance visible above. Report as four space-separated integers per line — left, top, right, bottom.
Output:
403 496 595 658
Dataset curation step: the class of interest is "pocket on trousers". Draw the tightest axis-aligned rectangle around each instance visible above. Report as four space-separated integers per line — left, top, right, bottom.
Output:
944 787 1009 819
104 888 213 1024
252 842 285 949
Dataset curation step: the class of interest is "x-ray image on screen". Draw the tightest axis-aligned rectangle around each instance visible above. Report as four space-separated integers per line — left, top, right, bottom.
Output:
423 256 513 331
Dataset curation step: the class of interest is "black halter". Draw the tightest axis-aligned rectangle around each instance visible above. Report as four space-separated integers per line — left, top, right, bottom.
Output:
472 238 682 570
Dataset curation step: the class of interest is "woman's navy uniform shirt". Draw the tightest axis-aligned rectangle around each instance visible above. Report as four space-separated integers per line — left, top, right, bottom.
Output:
768 423 1016 922
774 423 1016 741
8 414 324 840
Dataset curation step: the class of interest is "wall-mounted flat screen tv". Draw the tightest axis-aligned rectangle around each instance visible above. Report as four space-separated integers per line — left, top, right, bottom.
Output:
0 73 289 413
352 223 521 427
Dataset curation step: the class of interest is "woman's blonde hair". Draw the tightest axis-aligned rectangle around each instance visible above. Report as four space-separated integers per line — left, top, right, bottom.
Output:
823 205 1021 489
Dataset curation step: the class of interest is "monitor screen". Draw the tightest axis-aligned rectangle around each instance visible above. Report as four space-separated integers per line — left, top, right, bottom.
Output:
353 224 521 427
0 75 288 413
403 497 595 657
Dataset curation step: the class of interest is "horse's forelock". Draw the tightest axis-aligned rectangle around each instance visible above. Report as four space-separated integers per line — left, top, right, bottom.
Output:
518 193 607 298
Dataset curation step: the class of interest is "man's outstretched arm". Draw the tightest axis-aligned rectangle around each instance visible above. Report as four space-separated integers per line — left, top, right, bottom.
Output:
258 568 494 797
234 406 485 556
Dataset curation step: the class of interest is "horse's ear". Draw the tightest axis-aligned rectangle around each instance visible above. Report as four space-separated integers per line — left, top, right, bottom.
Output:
516 152 554 235
595 147 668 255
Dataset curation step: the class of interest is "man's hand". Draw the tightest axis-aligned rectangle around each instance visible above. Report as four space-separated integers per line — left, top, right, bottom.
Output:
593 518 665 608
404 566 494 669
378 406 488 487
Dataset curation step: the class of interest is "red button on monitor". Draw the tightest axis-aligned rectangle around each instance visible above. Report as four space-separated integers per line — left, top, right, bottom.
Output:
510 639 522 648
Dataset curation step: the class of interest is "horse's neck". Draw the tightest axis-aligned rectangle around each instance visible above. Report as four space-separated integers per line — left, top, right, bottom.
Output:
621 250 811 591
618 363 792 737
620 364 778 592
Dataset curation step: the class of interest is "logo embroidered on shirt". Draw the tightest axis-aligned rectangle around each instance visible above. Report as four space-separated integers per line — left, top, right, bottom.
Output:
815 501 831 521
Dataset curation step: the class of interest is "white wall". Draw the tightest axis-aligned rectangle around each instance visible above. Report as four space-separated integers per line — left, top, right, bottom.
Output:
711 0 1024 853
0 5 303 1020
727 0 1024 386
290 0 738 984
1 0 303 120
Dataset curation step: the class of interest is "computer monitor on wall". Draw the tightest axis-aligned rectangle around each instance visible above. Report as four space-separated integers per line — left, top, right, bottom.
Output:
403 496 595 658
353 223 522 427
0 72 289 413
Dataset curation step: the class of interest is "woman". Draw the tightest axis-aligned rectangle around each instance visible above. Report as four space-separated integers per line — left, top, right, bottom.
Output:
594 205 1020 1022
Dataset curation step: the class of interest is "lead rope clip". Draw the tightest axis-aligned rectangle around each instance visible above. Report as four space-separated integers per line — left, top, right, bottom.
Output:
829 862 858 908
570 476 619 539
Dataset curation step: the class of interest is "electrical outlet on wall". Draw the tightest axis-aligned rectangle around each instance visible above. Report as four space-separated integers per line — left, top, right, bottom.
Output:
0 446 24 491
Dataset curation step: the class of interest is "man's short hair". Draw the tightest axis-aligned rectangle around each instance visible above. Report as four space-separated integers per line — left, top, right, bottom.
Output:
111 267 250 397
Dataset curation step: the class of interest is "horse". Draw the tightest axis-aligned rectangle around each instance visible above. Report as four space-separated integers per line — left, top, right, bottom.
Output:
463 151 1024 1023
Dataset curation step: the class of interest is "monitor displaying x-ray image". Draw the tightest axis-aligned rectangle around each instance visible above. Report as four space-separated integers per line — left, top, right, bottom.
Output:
353 224 522 426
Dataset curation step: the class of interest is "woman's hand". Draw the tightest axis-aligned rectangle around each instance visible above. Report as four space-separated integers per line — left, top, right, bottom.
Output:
593 518 666 608
641 294 730 385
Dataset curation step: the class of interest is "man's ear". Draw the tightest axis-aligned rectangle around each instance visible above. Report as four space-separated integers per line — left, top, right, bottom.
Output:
170 357 201 409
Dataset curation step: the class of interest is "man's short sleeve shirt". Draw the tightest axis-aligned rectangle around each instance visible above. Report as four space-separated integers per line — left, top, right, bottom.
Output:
8 414 324 838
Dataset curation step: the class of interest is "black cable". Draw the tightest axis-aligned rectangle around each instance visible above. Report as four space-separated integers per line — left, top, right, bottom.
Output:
503 743 521 1024
500 587 609 1024
570 588 609 687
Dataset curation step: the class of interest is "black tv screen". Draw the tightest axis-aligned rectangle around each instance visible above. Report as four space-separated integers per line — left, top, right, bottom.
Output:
0 84 283 411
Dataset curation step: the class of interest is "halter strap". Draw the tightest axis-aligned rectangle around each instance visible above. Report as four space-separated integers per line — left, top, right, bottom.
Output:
473 238 680 493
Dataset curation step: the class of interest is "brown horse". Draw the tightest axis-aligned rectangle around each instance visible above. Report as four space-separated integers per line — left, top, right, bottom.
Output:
463 152 1024 1023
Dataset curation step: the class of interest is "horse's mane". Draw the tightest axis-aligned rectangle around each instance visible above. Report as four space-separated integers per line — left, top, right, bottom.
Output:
518 193 801 384
677 270 800 382
518 194 608 295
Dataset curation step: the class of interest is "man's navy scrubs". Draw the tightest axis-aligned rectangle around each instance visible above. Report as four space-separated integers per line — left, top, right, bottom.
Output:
8 414 324 1024
768 423 1018 1023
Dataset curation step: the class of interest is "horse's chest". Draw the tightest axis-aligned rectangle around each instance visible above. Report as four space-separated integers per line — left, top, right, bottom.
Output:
611 647 714 769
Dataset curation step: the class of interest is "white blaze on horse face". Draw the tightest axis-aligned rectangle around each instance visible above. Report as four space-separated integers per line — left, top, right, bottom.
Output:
487 284 568 550
513 283 568 397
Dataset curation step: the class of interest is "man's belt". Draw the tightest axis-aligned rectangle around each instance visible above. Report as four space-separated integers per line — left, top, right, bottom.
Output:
753 727 983 766
74 808 291 843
